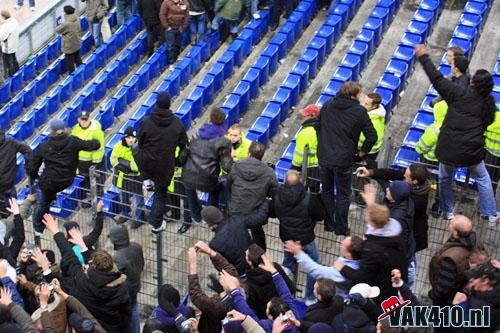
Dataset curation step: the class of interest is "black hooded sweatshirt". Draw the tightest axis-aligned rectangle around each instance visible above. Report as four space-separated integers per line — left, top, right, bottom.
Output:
0 131 31 191
135 107 188 187
386 196 415 263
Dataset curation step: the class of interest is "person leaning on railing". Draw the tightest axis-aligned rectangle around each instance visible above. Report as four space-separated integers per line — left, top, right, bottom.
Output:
484 103 500 193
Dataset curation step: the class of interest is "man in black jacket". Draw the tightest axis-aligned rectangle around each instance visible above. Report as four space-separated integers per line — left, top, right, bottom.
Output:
44 214 132 333
204 202 269 275
0 130 31 218
29 119 100 235
334 184 407 305
416 44 498 225
137 0 165 56
135 92 188 233
108 224 144 333
317 82 377 235
269 170 325 303
181 108 232 227
227 141 278 250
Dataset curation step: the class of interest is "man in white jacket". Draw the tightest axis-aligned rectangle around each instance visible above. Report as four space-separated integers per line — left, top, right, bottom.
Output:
0 10 19 78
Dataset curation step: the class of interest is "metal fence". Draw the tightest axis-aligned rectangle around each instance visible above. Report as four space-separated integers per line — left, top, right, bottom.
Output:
19 145 500 316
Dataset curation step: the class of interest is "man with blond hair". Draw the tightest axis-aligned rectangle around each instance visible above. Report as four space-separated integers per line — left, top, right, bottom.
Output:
227 123 251 161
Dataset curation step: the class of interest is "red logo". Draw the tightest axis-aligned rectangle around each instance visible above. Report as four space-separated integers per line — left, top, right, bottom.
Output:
378 296 412 321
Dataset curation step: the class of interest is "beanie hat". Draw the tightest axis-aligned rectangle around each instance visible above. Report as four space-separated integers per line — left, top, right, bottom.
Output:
158 284 180 309
49 119 65 133
156 92 171 109
68 313 94 333
124 126 136 137
208 273 224 294
388 180 410 202
300 104 320 117
63 221 80 234
201 206 224 225
308 323 333 333
63 5 75 14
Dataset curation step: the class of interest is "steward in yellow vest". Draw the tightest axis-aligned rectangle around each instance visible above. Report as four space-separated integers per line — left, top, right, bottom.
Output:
359 93 386 168
415 101 448 164
168 146 192 234
484 104 500 191
227 124 252 161
110 127 144 228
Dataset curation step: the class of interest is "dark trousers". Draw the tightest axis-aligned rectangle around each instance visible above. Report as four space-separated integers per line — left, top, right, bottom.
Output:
166 29 182 64
185 186 219 222
269 0 284 30
0 187 16 219
146 24 165 56
167 179 192 223
149 184 168 228
78 160 106 198
250 226 266 251
365 152 379 169
485 151 500 193
305 166 321 194
320 165 352 235
65 50 82 74
33 181 69 233
2 53 19 78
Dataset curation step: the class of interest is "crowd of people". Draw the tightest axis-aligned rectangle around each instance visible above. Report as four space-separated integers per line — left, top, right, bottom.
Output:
0 0 500 329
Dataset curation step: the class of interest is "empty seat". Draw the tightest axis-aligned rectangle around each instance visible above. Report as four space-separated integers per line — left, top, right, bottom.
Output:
217 51 234 80
187 87 204 119
377 0 397 17
300 49 318 79
93 74 108 101
198 75 215 105
10 94 24 119
221 94 240 125
228 41 245 67
23 82 37 108
233 81 251 113
378 72 402 97
438 64 451 77
463 1 487 18
33 100 49 126
407 20 429 40
262 44 279 74
281 75 300 107
136 64 150 92
414 9 434 26
374 87 395 113
71 66 85 91
448 38 471 58
0 80 11 104
288 11 305 35
11 70 24 93
23 59 36 82
253 56 270 85
242 68 260 99
59 76 72 103
124 75 139 104
106 62 119 89
291 61 310 94
208 64 224 92
308 37 327 66
271 88 291 122
82 55 96 82
176 100 193 130
147 52 161 80
411 111 434 130
393 45 416 67
355 28 375 56
370 6 390 31
339 53 361 81
176 58 192 87
270 33 288 60
0 108 9 130
392 148 420 169
420 94 436 113
332 67 353 82
36 47 49 72
248 117 270 146
81 32 94 55
458 13 482 30
187 47 202 74
113 87 128 116
94 45 107 68
115 26 127 49
117 52 131 79
81 87 95 111
402 129 424 149
325 79 344 97
348 41 369 71
400 32 422 47
330 4 350 30
96 101 114 130
363 17 383 46
317 25 335 53
386 58 410 81
261 104 281 138
34 71 49 97
127 40 142 66
325 14 342 41
420 0 441 16
132 105 153 121
46 61 61 86
105 35 118 59
168 70 182 96
453 24 478 47
279 23 296 49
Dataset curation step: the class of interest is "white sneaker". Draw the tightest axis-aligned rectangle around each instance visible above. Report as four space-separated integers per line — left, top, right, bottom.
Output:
488 214 498 227
30 7 35 11
253 13 261 19
168 65 175 71
444 212 455 221
151 220 167 234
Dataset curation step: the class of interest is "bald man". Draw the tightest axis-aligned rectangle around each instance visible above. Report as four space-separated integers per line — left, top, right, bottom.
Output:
428 215 483 306
269 170 326 303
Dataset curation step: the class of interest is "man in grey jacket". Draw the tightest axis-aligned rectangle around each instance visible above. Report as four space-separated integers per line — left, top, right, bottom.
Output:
108 224 144 333
56 6 82 73
82 0 109 47
227 141 278 250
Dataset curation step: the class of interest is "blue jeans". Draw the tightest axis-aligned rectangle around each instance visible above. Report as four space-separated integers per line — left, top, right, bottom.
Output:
131 296 140 333
189 14 207 37
212 16 238 34
17 0 35 7
407 255 416 293
90 21 103 48
149 184 168 229
320 165 352 234
165 29 182 64
117 0 132 26
283 240 319 301
120 191 145 222
185 186 219 222
246 0 258 17
33 186 59 233
439 161 497 217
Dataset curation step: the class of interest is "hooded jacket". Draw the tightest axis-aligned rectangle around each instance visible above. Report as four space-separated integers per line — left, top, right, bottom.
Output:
428 232 481 306
109 226 144 299
419 54 495 166
340 219 407 305
269 182 325 245
136 107 188 187
386 196 415 263
29 133 100 191
317 95 377 167
137 0 163 27
0 132 31 190
331 300 377 333
53 232 131 333
227 157 278 215
56 13 82 54
299 296 344 332
181 123 232 192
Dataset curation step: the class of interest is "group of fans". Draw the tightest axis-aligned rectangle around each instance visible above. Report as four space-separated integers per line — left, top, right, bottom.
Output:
0 0 500 328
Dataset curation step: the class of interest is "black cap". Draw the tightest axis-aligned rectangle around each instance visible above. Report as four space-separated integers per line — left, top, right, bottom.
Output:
465 262 499 281
68 313 94 333
124 126 136 138
64 5 75 14
79 111 90 119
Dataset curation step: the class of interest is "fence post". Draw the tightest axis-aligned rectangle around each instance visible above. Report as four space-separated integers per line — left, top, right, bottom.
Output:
156 233 164 288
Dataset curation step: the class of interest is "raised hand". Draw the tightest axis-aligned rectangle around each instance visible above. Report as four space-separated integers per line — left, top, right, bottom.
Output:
259 253 277 274
42 214 59 234
6 198 19 215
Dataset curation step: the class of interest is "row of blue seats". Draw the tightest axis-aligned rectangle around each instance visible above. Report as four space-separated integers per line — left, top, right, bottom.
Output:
246 0 399 147
273 0 405 181
393 0 495 186
0 12 116 105
217 1 319 130
5 16 144 143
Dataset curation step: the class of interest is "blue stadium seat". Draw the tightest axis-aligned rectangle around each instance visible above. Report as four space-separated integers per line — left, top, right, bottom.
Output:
363 17 383 46
95 101 114 130
136 64 150 92
463 1 488 19
10 94 24 119
448 38 471 58
355 28 375 56
82 55 96 82
262 44 279 74
438 64 451 77
187 47 202 74
128 40 142 65
377 0 397 17
332 67 353 82
132 105 152 121
275 159 291 182
291 61 310 94
288 11 305 34
453 25 478 47
239 28 257 47
143 93 158 115
279 23 296 49
36 47 49 72
23 59 36 82
81 32 94 56
420 94 436 114
0 108 8 130
370 6 390 32
330 4 350 30
392 148 420 169
80 87 95 112
46 87 61 114
117 52 131 79
458 13 482 30
283 142 296 162
71 66 84 91
261 104 281 138
400 32 422 47
420 0 441 17
0 79 11 104
218 51 234 80
167 69 182 96
242 68 260 99
296 1 315 24
325 15 342 41
93 74 108 102
317 25 335 54
233 81 251 113
402 128 424 149
115 26 127 49
407 20 429 40
11 70 24 93
102 187 121 217
176 58 192 87
325 79 343 97
272 88 291 122
393 45 415 67
374 87 395 114
282 74 301 107
339 53 361 81
15 155 25 185
124 75 139 104
414 9 434 26
119 119 139 134
270 33 288 60
300 49 318 79
208 64 224 92
309 37 327 66
34 71 49 97
105 35 118 60
105 63 119 91
46 61 61 86
176 100 193 130
209 31 220 54
113 87 128 116
349 41 369 71
386 58 409 81
411 111 434 130
198 75 215 105
248 117 271 146
33 100 49 126
228 41 244 67
253 56 270 85
94 44 107 68
187 87 204 119
378 72 402 97
147 52 161 80
222 102 240 128
30 133 48 154
20 112 36 139
80 15 89 32
23 82 37 108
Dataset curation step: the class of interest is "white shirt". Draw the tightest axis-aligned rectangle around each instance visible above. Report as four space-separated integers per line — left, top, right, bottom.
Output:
0 17 20 54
